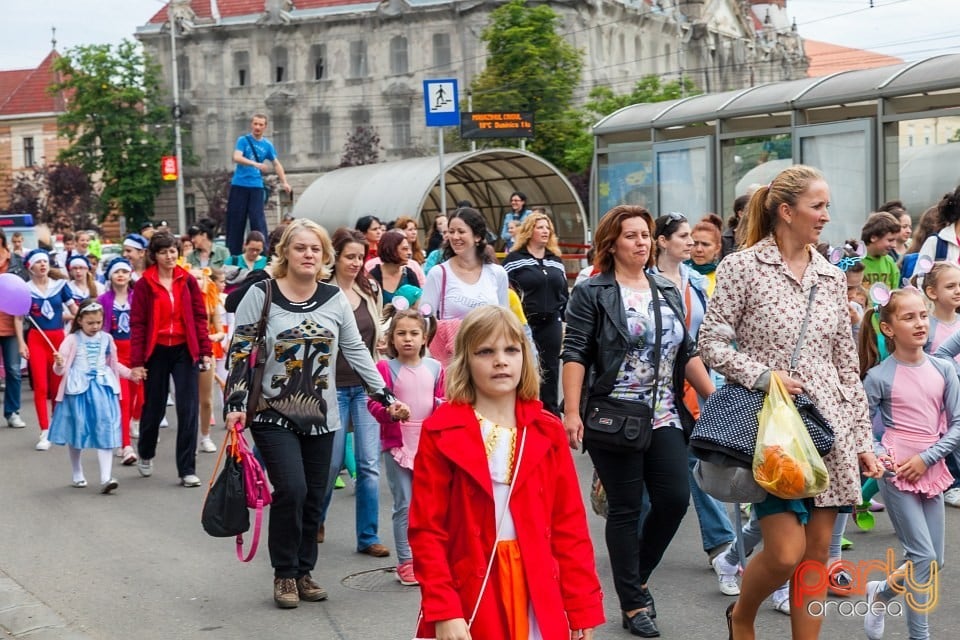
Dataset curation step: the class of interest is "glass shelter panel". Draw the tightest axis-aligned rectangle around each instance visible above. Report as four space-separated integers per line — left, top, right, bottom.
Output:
596 145 654 216
797 121 872 247
721 134 792 213
886 117 960 218
655 137 712 219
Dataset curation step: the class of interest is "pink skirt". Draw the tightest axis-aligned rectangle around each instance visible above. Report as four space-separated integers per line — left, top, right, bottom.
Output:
882 432 954 498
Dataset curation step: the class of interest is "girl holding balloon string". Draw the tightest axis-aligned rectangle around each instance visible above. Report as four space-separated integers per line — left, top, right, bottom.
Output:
23 249 78 451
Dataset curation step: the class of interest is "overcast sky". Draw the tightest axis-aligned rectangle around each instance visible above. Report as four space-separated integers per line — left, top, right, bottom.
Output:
3 0 959 70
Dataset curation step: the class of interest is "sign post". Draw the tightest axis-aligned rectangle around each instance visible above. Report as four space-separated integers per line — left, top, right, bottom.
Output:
423 79 459 219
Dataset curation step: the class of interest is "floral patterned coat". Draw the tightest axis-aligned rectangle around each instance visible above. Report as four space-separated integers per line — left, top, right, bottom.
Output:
698 236 871 507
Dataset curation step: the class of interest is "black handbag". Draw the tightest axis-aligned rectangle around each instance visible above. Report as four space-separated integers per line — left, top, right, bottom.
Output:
691 284 835 468
582 277 662 453
201 450 249 537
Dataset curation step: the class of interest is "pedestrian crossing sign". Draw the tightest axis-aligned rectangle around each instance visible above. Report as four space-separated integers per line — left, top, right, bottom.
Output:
423 78 459 127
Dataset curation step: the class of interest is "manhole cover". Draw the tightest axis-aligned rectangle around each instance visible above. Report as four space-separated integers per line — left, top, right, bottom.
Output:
341 567 409 592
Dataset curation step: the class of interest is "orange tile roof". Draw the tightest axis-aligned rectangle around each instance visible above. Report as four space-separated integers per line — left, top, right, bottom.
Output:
804 39 903 77
0 51 63 117
147 0 370 24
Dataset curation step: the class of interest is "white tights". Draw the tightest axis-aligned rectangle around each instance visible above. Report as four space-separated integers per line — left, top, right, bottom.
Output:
68 446 114 484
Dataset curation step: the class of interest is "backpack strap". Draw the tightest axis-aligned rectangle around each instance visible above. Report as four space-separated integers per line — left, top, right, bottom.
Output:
936 236 949 261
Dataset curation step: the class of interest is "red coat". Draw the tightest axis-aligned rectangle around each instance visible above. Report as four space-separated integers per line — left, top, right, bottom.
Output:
409 399 604 639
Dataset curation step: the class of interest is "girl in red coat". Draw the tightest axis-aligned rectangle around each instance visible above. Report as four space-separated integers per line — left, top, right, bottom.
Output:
409 305 604 640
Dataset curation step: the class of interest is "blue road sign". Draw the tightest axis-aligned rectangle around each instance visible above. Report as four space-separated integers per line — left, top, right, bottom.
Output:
423 78 459 127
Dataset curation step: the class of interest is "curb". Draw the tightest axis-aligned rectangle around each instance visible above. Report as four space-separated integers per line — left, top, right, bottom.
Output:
0 572 93 639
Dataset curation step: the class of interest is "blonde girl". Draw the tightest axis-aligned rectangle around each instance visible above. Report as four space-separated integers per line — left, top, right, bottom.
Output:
367 308 444 587
921 262 960 354
860 288 960 640
409 305 603 640
198 268 227 453
49 298 139 493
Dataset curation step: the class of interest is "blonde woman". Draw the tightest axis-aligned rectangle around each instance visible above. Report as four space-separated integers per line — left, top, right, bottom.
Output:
502 212 567 415
224 219 408 609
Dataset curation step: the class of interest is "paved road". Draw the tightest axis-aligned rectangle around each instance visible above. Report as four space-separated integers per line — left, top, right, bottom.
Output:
1 390 958 639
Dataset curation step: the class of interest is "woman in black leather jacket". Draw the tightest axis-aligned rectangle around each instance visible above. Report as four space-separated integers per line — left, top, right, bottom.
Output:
561 205 714 638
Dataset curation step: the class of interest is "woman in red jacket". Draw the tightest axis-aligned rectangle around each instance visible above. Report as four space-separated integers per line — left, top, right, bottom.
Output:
129 231 212 487
409 305 603 640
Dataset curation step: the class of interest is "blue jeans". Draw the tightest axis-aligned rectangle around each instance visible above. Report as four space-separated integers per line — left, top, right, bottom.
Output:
321 385 382 550
687 451 736 553
0 335 21 418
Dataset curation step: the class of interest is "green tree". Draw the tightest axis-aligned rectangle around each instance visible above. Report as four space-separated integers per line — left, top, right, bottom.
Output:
470 0 583 172
50 41 172 229
564 75 700 173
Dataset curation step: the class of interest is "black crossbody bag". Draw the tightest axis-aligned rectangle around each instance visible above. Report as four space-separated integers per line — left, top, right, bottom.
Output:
244 135 271 204
582 279 663 452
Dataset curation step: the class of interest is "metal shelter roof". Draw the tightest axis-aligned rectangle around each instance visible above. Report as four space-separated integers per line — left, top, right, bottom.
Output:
593 53 960 134
293 148 588 243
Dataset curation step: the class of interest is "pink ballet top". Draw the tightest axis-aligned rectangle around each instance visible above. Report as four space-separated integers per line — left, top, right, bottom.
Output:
390 361 441 470
881 358 954 497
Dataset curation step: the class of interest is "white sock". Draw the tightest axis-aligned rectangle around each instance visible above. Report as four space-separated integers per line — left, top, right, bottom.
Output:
68 446 84 483
97 449 113 484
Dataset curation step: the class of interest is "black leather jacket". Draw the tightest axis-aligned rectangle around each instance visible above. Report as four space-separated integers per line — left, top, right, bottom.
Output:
561 270 698 435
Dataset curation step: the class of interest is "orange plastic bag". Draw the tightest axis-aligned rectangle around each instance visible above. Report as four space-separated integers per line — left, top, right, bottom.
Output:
752 373 829 499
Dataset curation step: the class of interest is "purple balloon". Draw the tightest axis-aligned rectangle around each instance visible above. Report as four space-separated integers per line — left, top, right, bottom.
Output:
0 273 31 316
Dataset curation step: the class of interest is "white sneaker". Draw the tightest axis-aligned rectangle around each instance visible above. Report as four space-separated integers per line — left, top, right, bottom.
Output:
711 549 741 596
864 580 886 640
944 487 960 507
771 585 791 615
130 419 140 439
137 458 154 477
198 436 217 453
166 394 174 407
35 432 51 451
7 412 26 428
180 474 201 487
121 446 138 466
159 416 169 428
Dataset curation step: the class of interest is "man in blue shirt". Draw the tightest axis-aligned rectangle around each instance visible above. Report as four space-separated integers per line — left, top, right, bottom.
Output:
225 113 291 255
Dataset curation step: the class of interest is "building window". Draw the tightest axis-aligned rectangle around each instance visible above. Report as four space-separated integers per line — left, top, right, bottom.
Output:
177 54 191 91
273 115 292 155
310 44 326 80
351 108 371 129
272 47 288 83
312 112 331 153
185 193 196 225
23 137 35 167
390 36 408 75
350 41 368 78
433 33 451 70
205 116 220 164
234 51 249 86
391 107 411 149
664 44 672 72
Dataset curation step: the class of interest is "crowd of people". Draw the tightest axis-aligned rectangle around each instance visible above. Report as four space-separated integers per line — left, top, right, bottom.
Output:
7 170 960 640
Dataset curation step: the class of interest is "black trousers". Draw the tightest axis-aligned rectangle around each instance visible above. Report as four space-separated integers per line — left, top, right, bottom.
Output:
137 344 200 477
529 314 562 416
588 426 690 611
251 422 334 579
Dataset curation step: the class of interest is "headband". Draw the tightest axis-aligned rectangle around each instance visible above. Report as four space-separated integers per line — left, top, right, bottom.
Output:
123 234 148 251
828 243 866 273
25 249 49 268
68 255 90 270
81 302 103 312
107 258 133 278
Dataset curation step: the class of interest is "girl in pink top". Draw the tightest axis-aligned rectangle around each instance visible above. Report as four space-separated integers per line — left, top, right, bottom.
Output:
368 308 444 587
921 262 960 356
860 288 960 640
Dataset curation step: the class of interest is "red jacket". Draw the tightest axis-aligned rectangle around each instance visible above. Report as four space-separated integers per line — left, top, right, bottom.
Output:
130 265 212 367
409 400 604 639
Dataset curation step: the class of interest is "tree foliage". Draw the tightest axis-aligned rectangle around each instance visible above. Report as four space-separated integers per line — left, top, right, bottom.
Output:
339 126 381 167
51 40 172 229
563 75 701 173
469 0 583 172
8 163 97 231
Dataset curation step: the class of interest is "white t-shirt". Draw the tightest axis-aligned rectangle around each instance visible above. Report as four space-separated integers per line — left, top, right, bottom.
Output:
422 261 508 319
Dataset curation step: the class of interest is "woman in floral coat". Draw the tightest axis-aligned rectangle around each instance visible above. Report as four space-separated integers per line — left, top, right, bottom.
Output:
698 165 884 640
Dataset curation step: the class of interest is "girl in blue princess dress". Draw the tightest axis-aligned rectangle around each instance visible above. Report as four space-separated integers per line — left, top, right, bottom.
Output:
48 299 141 493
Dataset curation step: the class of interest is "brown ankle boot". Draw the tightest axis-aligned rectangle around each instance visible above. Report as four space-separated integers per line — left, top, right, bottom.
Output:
296 574 328 602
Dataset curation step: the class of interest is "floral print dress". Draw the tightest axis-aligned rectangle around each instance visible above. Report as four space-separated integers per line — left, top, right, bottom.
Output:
698 236 872 507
